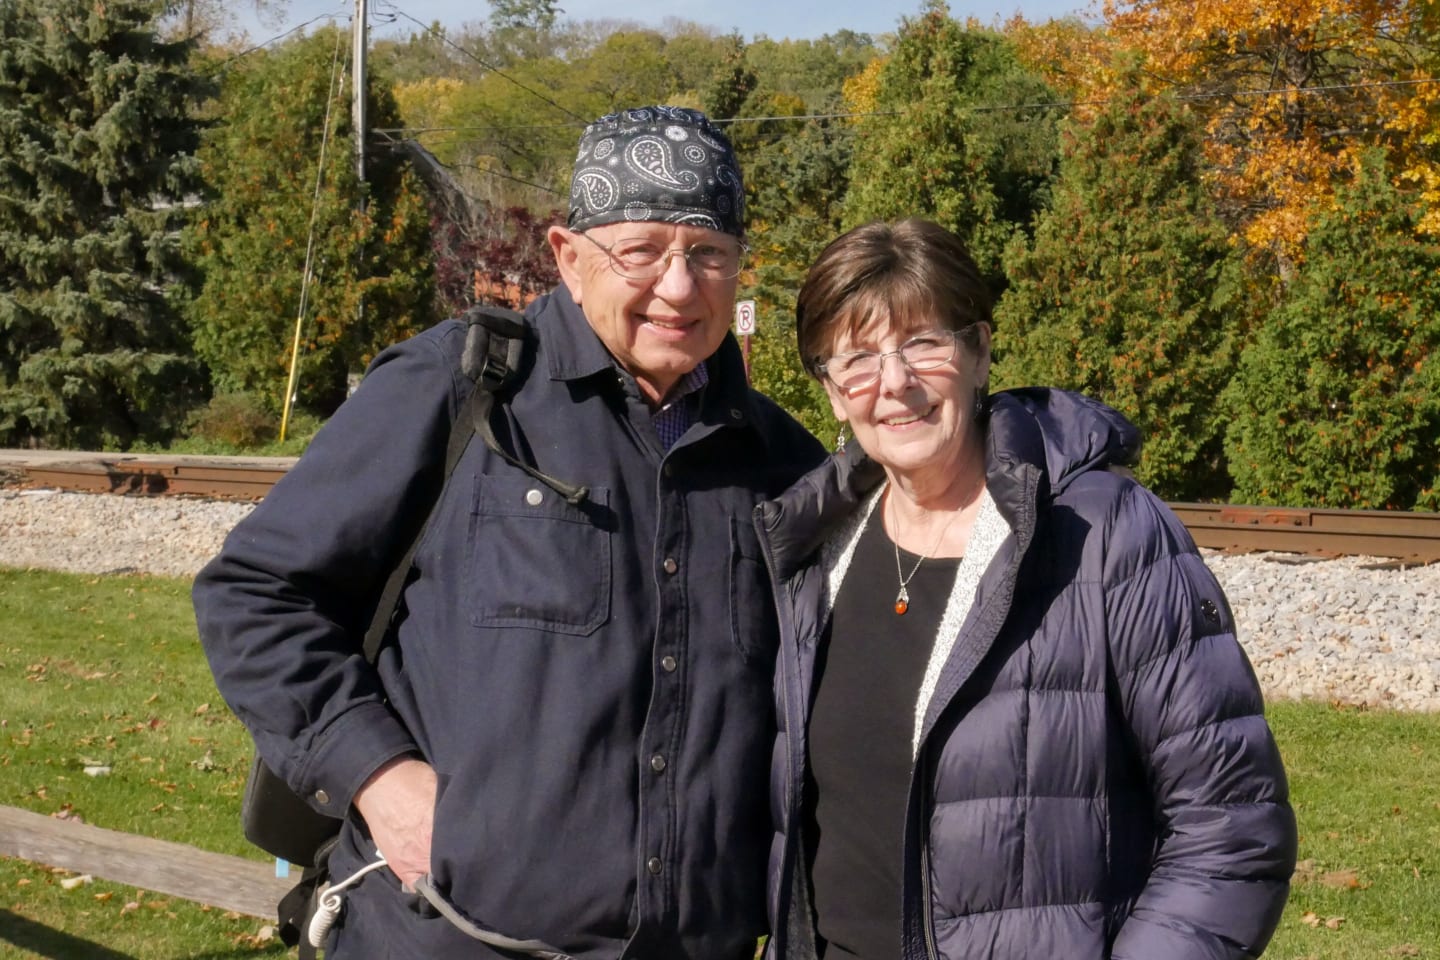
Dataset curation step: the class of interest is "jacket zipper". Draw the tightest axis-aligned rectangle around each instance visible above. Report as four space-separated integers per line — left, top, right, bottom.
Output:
918 759 940 960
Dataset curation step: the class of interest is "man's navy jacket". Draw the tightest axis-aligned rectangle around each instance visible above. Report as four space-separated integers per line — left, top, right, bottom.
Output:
193 286 825 959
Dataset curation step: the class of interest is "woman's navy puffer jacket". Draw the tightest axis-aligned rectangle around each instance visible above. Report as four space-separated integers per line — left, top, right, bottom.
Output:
755 388 1297 960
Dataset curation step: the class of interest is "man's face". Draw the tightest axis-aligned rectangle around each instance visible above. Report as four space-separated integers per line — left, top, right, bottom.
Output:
549 221 741 406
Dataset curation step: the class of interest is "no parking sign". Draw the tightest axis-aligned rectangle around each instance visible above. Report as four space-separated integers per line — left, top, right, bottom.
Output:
735 299 757 336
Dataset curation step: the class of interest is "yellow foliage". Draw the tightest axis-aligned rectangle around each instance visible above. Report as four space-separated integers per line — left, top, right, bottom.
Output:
1093 0 1440 258
1004 14 1117 103
392 77 465 144
842 56 886 115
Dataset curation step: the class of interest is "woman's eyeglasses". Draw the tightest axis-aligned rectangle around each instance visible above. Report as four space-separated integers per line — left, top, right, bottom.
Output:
818 330 961 392
579 232 748 281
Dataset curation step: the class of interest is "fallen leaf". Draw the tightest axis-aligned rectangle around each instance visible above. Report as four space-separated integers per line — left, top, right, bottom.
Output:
94 892 113 902
1302 912 1320 927
120 901 139 914
1386 945 1421 957
192 703 210 716
60 875 92 891
1319 868 1364 890
1325 917 1345 930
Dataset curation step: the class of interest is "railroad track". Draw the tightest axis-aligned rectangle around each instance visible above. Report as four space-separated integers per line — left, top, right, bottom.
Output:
4 451 1439 564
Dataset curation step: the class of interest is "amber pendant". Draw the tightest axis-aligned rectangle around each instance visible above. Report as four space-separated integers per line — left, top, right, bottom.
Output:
894 586 909 615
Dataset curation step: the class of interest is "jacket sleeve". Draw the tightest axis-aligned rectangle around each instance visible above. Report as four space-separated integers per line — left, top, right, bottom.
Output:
192 323 467 819
1104 484 1297 960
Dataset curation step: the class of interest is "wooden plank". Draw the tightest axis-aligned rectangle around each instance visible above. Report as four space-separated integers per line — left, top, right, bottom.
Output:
0 805 291 919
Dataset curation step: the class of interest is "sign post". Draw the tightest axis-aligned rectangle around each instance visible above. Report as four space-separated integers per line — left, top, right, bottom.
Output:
735 299 757 383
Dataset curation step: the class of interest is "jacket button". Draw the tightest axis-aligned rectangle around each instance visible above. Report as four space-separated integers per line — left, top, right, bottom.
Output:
525 488 544 506
646 857 663 875
650 754 667 773
729 408 742 421
314 789 330 806
662 557 678 575
660 655 677 673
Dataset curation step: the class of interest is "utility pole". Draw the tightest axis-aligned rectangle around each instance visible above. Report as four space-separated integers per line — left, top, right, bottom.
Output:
352 0 368 184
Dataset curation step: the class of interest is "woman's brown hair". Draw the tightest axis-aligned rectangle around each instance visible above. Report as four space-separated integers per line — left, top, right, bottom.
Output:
795 218 993 377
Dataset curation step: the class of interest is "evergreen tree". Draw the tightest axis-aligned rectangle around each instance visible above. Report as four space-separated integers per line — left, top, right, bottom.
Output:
842 3 1061 290
0 0 209 448
1222 150 1440 510
994 75 1243 500
742 107 853 442
186 28 436 416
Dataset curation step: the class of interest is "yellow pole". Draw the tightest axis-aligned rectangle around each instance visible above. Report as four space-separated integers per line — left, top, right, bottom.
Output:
279 271 309 443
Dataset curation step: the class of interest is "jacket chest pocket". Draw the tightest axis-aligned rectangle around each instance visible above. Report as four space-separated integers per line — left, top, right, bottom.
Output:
730 515 780 667
467 475 611 636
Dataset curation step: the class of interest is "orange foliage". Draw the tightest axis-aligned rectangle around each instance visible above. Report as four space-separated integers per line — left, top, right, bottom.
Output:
1025 0 1440 258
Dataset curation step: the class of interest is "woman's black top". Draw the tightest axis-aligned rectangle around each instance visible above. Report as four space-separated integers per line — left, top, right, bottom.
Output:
805 511 960 960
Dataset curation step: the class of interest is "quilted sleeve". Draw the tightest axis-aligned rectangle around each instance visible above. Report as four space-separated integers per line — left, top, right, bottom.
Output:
1104 485 1297 960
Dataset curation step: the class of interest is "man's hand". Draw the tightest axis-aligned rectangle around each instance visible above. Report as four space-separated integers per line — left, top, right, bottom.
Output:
353 755 437 890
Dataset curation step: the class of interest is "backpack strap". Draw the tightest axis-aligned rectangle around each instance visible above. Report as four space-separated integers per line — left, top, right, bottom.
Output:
361 304 587 662
463 305 589 507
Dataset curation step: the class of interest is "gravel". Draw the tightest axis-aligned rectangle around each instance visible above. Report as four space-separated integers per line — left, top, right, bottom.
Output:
3 488 1438 711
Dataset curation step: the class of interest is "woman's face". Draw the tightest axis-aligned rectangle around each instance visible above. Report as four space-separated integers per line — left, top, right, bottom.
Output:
822 315 992 483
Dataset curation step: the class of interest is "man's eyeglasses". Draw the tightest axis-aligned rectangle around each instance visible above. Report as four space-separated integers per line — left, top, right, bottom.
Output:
579 232 748 281
817 330 961 392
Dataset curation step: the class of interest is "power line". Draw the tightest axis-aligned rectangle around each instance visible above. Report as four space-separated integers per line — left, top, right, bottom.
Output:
376 135 565 197
204 6 351 74
367 73 1440 143
374 0 587 122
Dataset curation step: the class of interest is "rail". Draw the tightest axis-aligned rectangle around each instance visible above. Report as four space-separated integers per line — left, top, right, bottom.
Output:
3 451 1439 563
0 804 290 920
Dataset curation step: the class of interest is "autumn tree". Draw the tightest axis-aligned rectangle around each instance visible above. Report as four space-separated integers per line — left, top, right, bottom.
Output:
1222 150 1440 510
1100 0 1440 263
843 3 1062 290
186 28 435 416
995 76 1243 500
0 0 209 449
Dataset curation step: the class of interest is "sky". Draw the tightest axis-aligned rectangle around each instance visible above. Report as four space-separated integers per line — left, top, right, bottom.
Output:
235 0 1094 47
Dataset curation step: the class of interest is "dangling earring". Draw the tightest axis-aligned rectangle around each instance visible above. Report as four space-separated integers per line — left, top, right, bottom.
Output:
835 426 848 453
974 387 988 420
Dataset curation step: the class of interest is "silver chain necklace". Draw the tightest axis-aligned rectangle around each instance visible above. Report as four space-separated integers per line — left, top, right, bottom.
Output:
888 489 961 616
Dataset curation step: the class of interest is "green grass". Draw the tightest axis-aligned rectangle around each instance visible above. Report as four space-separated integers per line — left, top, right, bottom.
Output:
1263 700 1440 959
0 569 285 959
1 567 1438 958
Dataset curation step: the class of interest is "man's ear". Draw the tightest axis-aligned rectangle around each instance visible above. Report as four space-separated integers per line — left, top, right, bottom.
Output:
548 226 584 305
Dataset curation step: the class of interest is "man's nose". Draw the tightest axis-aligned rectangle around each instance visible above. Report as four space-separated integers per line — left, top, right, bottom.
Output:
653 250 698 299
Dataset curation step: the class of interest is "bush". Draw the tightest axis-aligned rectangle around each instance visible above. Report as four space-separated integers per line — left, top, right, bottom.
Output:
1222 151 1440 510
187 393 278 448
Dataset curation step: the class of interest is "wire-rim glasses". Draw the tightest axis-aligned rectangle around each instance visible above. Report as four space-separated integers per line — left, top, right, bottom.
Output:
817 330 961 392
579 231 748 281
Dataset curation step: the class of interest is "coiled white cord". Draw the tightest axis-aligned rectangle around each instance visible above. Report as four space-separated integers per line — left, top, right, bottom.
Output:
307 850 389 949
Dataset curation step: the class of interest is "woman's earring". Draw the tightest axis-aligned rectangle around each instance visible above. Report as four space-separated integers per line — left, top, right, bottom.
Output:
835 426 848 452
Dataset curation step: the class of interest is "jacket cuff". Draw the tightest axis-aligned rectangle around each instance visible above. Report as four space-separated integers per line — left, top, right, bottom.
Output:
294 701 419 816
